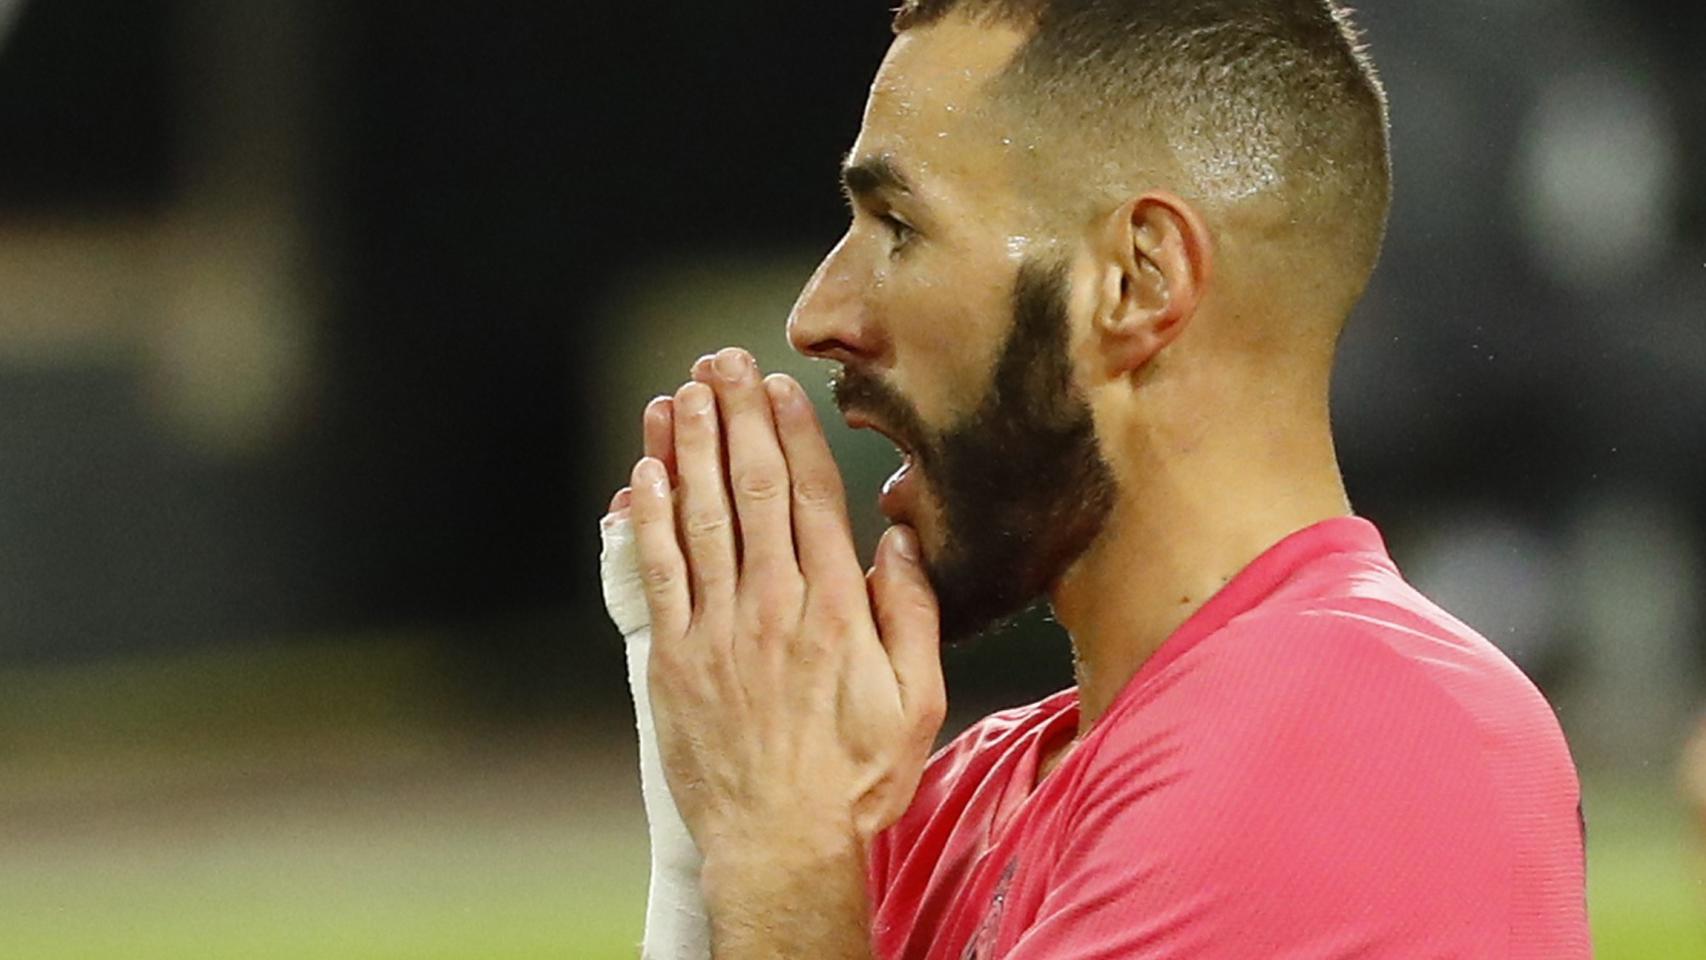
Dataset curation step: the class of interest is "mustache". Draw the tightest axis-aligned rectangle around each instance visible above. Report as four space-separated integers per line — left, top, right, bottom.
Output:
829 367 930 456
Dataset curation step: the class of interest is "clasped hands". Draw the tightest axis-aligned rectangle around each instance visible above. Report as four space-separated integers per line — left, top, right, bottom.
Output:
606 347 947 879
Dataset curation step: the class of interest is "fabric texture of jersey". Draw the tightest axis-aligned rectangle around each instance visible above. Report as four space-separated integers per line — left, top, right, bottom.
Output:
867 517 1589 960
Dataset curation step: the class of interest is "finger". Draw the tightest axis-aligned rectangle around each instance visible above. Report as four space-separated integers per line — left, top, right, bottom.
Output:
869 526 946 732
608 487 632 516
690 353 718 383
643 396 677 481
766 373 860 584
673 380 739 614
700 348 797 581
630 458 691 640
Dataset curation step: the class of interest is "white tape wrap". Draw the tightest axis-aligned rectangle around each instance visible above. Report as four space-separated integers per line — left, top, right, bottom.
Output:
599 514 710 960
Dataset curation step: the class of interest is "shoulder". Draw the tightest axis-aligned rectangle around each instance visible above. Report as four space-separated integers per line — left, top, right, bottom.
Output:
954 689 1078 751
1127 558 1560 759
920 688 1076 792
1067 565 1569 872
1009 549 1586 954
874 689 1074 848
1040 608 1511 937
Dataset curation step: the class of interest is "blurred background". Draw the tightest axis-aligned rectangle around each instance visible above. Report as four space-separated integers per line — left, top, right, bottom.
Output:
0 1 1701 957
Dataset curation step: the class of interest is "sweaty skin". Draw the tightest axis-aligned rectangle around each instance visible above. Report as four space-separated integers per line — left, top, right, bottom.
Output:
609 16 1355 960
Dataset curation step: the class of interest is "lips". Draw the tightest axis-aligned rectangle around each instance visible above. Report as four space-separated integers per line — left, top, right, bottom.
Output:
843 411 915 459
844 411 922 521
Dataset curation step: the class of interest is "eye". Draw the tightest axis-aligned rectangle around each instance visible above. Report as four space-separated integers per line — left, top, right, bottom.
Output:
877 212 916 251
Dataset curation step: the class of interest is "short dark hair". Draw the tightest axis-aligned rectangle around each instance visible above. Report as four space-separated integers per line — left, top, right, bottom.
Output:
893 0 1392 316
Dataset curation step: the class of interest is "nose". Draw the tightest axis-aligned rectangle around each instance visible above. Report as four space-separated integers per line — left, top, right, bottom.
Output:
786 235 883 366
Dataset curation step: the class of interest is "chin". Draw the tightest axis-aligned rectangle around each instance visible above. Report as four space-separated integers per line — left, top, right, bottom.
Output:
883 475 943 554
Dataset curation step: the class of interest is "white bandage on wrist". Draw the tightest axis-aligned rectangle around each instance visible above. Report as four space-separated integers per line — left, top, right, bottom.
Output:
599 514 710 960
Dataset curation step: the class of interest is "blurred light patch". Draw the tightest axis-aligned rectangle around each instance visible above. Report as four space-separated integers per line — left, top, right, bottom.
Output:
145 216 317 458
0 0 21 49
1568 491 1702 764
1404 510 1566 670
0 220 159 367
1514 65 1682 295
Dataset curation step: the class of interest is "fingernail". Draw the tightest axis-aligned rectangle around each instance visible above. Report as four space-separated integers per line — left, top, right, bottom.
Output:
714 348 751 382
888 526 918 561
679 382 713 414
644 397 672 433
609 487 633 513
766 374 802 411
636 458 667 492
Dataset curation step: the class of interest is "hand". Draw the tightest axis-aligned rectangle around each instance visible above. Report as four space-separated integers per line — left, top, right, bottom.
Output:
617 347 947 863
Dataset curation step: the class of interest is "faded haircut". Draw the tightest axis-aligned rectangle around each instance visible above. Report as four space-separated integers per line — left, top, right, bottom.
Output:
893 0 1392 316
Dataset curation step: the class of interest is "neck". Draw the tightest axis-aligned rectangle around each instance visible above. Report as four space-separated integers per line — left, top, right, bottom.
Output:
1048 407 1350 735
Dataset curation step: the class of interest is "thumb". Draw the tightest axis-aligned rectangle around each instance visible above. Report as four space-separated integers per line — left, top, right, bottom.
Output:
870 525 945 727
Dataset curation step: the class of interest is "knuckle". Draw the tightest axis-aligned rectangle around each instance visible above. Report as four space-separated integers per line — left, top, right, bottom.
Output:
631 503 667 529
742 571 799 618
792 473 843 509
639 558 677 592
682 509 731 541
649 642 686 681
733 468 786 504
753 606 796 643
815 602 861 639
915 697 948 736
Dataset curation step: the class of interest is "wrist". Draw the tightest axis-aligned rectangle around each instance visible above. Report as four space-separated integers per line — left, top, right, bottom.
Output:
700 822 868 909
700 825 874 959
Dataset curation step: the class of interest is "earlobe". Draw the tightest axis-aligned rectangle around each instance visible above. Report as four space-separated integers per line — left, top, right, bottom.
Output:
1092 192 1211 379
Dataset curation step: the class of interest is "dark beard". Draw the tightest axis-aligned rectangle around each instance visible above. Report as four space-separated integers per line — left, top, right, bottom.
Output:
832 258 1117 646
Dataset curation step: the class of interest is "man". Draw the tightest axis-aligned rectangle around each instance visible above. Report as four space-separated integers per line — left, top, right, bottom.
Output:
606 1 1591 956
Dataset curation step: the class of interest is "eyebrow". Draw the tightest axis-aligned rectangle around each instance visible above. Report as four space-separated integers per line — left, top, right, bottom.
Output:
839 154 916 203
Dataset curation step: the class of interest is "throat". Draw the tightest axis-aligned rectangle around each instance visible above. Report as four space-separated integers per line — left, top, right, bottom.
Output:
1035 738 1076 788
1032 706 1083 790
1049 455 1352 732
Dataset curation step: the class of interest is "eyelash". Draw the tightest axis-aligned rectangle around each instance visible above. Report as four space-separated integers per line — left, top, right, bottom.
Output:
877 212 915 251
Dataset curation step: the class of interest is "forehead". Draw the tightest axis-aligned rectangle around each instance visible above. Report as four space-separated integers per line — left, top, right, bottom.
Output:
851 19 1030 193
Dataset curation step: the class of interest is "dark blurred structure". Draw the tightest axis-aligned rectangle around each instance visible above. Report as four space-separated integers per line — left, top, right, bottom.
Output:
0 0 1702 741
0 3 890 693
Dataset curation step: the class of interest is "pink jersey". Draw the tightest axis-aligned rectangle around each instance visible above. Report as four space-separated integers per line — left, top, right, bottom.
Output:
868 517 1589 959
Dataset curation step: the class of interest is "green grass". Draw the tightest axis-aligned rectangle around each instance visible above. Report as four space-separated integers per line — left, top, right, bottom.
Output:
3 832 643 960
1584 778 1706 959
4 771 1699 959
0 642 652 960
1 745 651 960
2 645 1702 959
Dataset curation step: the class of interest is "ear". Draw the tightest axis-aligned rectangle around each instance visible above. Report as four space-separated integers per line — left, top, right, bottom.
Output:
1089 191 1213 379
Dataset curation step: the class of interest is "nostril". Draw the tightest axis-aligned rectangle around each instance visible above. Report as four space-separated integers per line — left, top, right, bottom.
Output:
801 338 863 366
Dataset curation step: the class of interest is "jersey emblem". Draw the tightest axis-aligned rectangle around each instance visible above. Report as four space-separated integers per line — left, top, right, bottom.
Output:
962 858 1018 960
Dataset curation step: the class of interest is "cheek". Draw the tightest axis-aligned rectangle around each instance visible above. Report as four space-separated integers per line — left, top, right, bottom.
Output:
881 272 1010 424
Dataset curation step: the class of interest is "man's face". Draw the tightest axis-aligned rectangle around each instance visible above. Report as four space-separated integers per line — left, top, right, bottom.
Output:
787 20 1117 644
